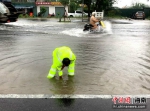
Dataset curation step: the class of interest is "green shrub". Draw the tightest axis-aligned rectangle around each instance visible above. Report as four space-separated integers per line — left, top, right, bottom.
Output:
147 16 150 20
18 14 29 18
19 14 24 18
38 7 47 17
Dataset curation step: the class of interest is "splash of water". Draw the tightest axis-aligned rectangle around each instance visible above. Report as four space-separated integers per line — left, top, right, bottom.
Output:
61 20 113 37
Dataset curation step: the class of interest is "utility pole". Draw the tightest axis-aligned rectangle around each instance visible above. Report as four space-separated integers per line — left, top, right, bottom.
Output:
82 0 84 22
68 0 70 12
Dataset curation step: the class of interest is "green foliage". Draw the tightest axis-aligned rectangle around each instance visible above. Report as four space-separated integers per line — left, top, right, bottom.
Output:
19 14 30 18
57 0 118 18
147 16 150 20
19 14 24 18
70 2 80 12
58 0 69 7
107 9 121 17
130 3 145 9
38 7 47 17
76 0 117 17
40 7 46 13
128 2 150 9
90 0 116 11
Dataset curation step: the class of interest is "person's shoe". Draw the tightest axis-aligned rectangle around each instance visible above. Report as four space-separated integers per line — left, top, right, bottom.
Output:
47 74 54 79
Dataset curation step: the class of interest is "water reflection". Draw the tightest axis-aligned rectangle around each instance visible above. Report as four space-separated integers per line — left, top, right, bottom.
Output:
49 76 75 94
55 98 75 107
49 73 75 107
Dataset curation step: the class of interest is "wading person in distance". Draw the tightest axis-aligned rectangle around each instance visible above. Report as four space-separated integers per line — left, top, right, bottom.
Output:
64 9 71 22
47 46 76 79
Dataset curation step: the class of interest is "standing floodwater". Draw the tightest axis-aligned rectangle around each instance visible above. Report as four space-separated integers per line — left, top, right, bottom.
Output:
0 18 150 94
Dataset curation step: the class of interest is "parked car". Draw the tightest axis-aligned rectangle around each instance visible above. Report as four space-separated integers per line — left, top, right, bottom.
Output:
133 11 145 20
3 1 20 22
0 2 10 23
68 10 88 17
0 1 19 23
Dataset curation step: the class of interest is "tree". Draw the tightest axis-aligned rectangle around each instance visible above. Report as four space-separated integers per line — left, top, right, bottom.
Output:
38 7 47 17
83 0 117 20
58 0 117 21
84 0 92 18
130 2 148 9
69 0 80 12
58 0 69 7
94 0 117 11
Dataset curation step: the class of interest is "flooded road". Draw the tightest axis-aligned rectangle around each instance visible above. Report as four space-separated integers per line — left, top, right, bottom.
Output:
0 18 150 95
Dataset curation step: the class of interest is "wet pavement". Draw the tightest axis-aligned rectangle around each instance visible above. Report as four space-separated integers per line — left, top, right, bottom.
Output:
0 18 150 95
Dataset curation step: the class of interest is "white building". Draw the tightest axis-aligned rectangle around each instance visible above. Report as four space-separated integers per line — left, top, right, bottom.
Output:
36 2 68 17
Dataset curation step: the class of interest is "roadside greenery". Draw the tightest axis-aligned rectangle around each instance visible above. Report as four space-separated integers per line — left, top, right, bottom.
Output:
38 7 47 17
129 2 150 9
19 14 29 18
147 16 150 20
58 0 117 17
106 9 121 17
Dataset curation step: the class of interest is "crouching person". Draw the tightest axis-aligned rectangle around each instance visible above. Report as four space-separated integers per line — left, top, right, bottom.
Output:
47 46 76 79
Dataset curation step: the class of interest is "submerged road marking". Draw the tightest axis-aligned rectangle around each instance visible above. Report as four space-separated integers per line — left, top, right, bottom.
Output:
0 94 150 98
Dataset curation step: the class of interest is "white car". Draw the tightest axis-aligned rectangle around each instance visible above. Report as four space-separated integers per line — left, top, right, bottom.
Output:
68 10 88 17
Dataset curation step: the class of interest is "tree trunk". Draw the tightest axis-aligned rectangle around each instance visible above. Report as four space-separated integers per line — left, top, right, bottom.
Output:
95 0 101 11
87 0 91 21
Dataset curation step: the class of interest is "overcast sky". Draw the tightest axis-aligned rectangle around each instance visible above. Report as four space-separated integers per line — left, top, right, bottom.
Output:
113 0 150 8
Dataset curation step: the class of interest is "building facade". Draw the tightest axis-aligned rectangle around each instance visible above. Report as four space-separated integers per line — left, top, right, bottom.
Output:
36 2 68 17
2 0 68 17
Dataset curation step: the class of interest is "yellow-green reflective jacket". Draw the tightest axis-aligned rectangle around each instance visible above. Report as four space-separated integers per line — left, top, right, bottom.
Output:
47 46 76 79
53 46 76 71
